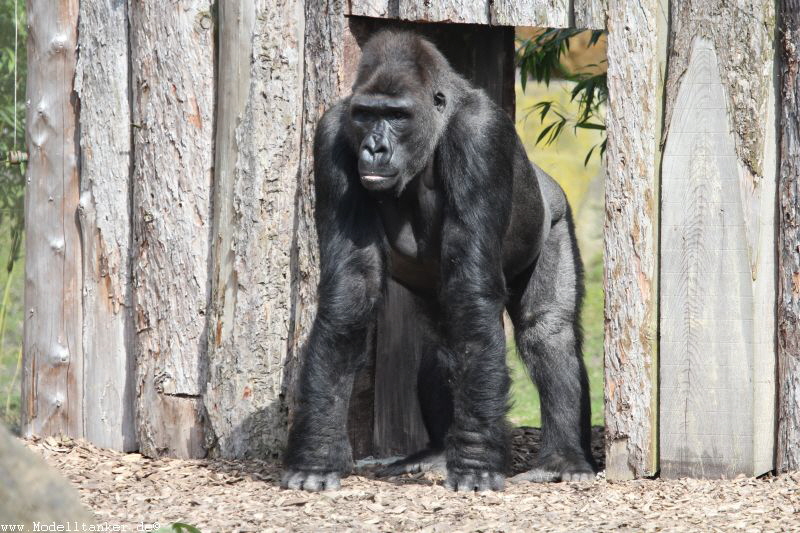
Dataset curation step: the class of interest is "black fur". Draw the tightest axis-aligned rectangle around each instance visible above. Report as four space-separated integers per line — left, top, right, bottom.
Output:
282 31 595 492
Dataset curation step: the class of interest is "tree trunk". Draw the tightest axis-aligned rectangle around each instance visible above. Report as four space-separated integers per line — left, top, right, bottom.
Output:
129 1 215 459
603 0 666 480
75 0 136 452
777 0 800 473
22 0 83 440
205 0 310 459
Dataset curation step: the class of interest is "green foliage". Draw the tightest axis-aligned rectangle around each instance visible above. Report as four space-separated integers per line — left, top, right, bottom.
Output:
0 0 24 432
506 254 605 427
516 29 607 165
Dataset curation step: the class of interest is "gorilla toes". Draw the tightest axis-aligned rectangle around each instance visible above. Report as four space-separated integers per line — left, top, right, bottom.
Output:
444 470 505 492
281 470 341 492
510 451 596 484
376 448 446 477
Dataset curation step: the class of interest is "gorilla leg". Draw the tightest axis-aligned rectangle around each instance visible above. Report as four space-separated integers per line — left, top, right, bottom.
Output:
283 245 384 491
507 210 596 482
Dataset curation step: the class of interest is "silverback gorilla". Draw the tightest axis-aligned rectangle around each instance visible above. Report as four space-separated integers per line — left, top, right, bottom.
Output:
282 31 596 492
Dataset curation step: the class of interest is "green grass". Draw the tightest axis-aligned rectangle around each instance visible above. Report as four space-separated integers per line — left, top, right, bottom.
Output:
0 220 23 433
507 76 606 428
506 253 605 427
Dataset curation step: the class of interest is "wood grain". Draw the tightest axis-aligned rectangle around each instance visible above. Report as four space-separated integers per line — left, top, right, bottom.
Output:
777 0 800 473
572 0 607 29
75 0 136 452
130 0 215 458
489 0 570 27
205 0 311 460
603 0 667 480
22 0 83 440
659 37 775 479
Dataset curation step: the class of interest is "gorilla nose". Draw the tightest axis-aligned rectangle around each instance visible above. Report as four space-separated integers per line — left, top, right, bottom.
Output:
361 135 392 166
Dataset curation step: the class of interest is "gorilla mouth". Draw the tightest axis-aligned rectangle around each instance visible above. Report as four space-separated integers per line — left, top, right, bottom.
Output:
360 173 397 190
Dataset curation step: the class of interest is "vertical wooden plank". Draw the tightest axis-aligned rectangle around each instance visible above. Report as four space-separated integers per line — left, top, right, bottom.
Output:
398 0 490 24
659 0 776 479
75 0 136 452
660 38 754 478
205 0 310 459
572 0 607 30
777 0 800 473
489 0 570 28
130 1 215 458
21 0 83 439
603 0 666 480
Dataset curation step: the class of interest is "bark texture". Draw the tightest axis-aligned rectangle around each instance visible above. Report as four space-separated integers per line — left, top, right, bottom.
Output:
75 0 136 452
130 1 215 458
603 0 667 480
572 0 606 29
489 0 570 27
22 0 83 440
777 0 800 473
205 0 308 459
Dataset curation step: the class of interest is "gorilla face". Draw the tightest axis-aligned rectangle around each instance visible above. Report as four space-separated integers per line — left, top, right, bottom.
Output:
347 48 448 195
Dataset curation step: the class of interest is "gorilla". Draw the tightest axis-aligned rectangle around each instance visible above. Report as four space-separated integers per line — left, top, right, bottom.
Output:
282 30 596 492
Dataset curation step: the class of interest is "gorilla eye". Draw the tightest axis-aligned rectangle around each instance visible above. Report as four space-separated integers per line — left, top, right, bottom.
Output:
390 111 407 121
434 92 446 111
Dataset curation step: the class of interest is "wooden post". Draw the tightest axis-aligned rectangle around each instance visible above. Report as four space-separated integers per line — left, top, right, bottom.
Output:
659 0 777 478
129 1 215 458
75 0 136 452
21 0 83 440
603 0 666 480
205 0 312 459
777 0 800 473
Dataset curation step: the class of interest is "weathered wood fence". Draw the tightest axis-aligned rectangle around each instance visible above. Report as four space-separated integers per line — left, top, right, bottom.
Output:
20 0 800 480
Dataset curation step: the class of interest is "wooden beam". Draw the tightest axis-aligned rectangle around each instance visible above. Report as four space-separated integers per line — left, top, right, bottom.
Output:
572 0 607 30
603 0 667 480
489 0 570 28
777 0 800 473
659 0 776 479
129 1 215 458
22 0 83 440
205 0 312 460
75 0 136 452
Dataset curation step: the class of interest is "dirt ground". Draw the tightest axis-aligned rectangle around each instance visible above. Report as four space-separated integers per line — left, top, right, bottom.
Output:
26 428 800 532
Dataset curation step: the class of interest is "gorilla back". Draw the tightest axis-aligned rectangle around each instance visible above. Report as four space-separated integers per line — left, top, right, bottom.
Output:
282 30 596 492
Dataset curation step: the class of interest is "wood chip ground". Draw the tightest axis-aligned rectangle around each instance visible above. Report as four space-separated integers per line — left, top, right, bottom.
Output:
25 427 800 532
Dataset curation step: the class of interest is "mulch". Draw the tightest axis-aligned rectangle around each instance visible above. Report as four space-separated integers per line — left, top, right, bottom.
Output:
25 427 800 532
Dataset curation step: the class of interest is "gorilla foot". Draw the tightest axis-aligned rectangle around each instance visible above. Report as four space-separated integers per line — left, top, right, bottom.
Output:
281 470 342 491
375 448 446 477
510 451 596 483
444 470 505 492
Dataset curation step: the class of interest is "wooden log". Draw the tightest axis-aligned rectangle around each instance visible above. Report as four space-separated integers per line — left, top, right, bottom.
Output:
603 0 667 480
572 0 606 30
205 0 310 459
659 0 777 479
130 1 215 458
74 0 136 452
348 0 396 17
398 0 490 24
489 0 570 28
777 0 800 473
22 0 83 440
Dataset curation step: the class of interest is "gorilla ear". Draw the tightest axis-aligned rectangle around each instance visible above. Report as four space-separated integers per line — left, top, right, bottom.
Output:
433 91 446 112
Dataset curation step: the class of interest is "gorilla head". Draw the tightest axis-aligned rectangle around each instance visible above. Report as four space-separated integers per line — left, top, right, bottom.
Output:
347 31 451 194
